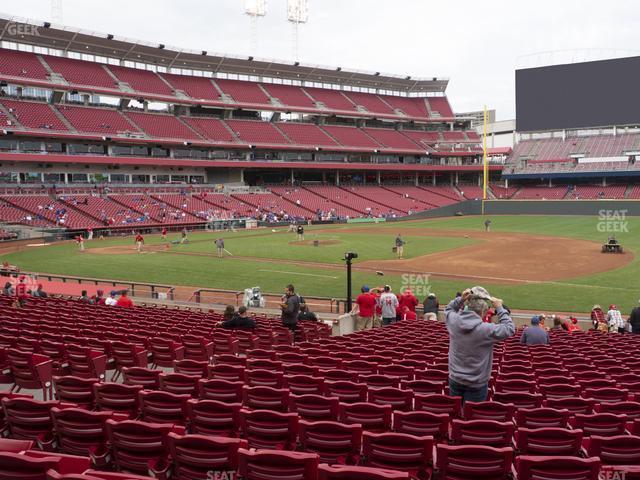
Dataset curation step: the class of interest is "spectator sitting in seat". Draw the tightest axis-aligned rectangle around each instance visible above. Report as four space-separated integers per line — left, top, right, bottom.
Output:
220 306 256 330
520 315 550 345
32 284 47 298
423 293 439 321
3 282 14 296
551 315 568 331
92 289 105 305
15 276 28 308
105 290 118 306
445 286 515 403
567 316 581 333
223 305 235 323
299 303 318 322
116 290 133 308
78 290 93 304
401 305 417 321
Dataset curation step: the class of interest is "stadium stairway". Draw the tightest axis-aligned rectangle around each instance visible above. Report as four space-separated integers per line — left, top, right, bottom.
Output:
337 186 402 213
302 186 367 216
109 195 162 222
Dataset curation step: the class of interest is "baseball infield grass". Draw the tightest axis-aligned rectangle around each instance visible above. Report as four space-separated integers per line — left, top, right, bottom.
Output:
2 214 638 314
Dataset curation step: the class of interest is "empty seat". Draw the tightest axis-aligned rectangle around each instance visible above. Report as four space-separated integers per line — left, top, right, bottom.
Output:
50 407 115 458
1 397 65 446
93 383 143 417
393 411 449 442
492 392 543 410
163 432 248 479
514 407 571 429
569 413 628 437
583 434 640 465
318 464 409 480
138 390 190 424
462 401 515 422
185 399 241 437
289 394 340 421
158 373 199 397
414 394 462 417
514 427 584 456
237 448 319 480
121 367 161 390
197 378 244 403
284 375 324 396
323 381 368 404
7 349 54 400
53 376 98 409
239 409 299 450
298 419 362 464
368 387 413 411
242 386 290 412
338 402 392 433
514 455 601 480
544 397 595 415
435 444 513 480
362 432 433 479
450 419 514 447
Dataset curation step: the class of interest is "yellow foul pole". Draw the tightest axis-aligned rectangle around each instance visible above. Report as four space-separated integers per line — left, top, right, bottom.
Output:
482 105 488 200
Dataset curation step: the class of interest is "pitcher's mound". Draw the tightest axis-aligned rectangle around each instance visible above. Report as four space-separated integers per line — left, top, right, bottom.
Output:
288 239 341 246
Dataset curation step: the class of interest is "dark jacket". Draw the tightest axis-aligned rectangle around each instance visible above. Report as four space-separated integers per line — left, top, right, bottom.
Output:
222 314 256 330
282 294 300 326
299 310 318 322
423 296 439 315
630 307 640 333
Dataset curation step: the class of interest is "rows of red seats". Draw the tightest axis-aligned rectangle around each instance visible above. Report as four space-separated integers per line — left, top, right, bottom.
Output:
1 294 639 478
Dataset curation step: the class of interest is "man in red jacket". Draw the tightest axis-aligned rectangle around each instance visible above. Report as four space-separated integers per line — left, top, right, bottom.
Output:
399 288 419 313
15 276 28 307
116 291 134 308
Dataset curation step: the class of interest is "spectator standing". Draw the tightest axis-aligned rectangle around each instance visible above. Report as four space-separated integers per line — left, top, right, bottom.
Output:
353 286 375 331
15 276 28 307
520 316 550 345
399 288 418 313
379 285 399 326
371 287 383 328
2 282 12 296
423 293 439 321
281 284 300 331
116 291 134 308
591 304 606 331
629 300 640 334
445 286 515 403
607 304 625 333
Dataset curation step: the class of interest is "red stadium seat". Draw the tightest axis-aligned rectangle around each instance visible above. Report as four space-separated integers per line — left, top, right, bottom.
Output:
284 375 325 395
121 367 161 389
289 394 340 421
362 432 433 479
514 455 600 480
298 419 362 464
392 411 449 442
53 376 98 409
367 387 414 411
318 464 409 480
7 349 54 400
197 378 244 403
158 373 199 397
514 407 571 429
323 381 368 404
238 409 299 450
237 448 319 480
434 444 513 480
49 407 117 459
414 394 462 417
138 390 190 424
148 338 184 368
582 434 640 465
462 401 516 422
450 419 514 447
185 399 241 437
569 413 628 437
92 383 143 417
338 402 392 433
242 386 290 412
514 427 584 456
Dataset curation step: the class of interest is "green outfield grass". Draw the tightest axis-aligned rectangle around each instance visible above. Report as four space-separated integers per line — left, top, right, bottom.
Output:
2 214 638 313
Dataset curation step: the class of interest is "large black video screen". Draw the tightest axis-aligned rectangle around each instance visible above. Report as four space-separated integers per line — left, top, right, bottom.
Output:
516 56 640 132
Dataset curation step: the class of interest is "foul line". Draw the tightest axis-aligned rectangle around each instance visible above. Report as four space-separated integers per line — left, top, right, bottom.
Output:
257 269 338 279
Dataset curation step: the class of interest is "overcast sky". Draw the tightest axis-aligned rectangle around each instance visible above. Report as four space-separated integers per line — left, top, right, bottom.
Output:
3 0 640 120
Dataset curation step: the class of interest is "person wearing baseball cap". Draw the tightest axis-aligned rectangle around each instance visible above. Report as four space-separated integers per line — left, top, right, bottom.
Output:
629 300 640 334
445 286 515 403
351 285 376 331
520 315 550 345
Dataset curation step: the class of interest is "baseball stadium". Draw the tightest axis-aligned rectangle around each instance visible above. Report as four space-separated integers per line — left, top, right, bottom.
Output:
0 2 638 480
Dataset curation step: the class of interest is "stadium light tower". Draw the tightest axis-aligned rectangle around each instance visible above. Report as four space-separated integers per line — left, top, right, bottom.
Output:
51 0 63 23
245 0 267 56
287 0 308 61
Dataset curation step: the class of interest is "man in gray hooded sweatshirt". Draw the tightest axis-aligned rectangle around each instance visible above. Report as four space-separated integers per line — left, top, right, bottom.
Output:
445 286 515 403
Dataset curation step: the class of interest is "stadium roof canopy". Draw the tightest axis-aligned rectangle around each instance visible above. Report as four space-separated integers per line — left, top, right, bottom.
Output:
0 13 449 94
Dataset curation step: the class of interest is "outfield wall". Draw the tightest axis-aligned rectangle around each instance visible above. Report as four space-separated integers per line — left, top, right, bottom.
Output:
402 200 640 219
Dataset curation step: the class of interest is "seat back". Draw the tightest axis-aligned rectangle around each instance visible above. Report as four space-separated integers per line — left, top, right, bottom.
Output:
138 390 190 424
338 402 392 433
185 399 241 437
237 448 319 480
392 410 449 442
362 431 433 479
158 373 199 396
92 383 143 417
238 409 299 450
435 444 513 480
53 376 98 408
167 432 247 478
289 394 340 421
584 434 640 465
50 407 114 457
515 427 584 456
197 378 244 403
450 419 514 447
298 419 362 465
515 407 571 429
515 455 600 480
317 464 409 480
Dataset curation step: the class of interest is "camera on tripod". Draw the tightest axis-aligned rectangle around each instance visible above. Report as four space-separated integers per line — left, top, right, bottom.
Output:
344 252 358 260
